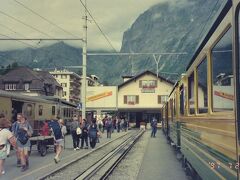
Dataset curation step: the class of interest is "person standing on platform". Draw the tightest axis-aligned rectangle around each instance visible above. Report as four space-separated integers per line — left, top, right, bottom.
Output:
151 117 158 137
80 119 89 149
16 116 33 172
0 117 17 176
11 113 22 167
70 116 81 150
106 118 112 138
88 119 99 149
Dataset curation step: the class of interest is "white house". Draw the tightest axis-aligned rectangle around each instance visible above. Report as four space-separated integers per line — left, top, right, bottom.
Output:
118 70 174 127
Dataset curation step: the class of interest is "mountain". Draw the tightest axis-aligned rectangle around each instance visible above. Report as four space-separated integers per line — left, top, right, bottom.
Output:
119 0 226 81
0 0 226 85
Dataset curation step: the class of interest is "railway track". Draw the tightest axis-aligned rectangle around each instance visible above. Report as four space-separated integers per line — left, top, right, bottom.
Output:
39 130 144 180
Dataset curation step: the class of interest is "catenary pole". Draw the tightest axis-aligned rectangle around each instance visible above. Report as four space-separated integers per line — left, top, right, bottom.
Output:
81 0 87 120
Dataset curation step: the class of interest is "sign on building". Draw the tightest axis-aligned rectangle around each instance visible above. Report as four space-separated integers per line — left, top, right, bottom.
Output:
86 86 117 111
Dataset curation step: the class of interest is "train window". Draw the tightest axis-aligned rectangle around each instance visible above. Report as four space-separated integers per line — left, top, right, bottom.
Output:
38 105 43 116
188 73 195 114
211 27 233 112
180 85 184 115
26 104 33 116
173 95 176 116
52 106 55 116
197 58 208 113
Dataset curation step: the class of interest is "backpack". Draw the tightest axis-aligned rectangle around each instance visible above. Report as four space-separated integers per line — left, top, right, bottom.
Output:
89 124 97 138
106 120 112 128
17 128 29 145
48 120 63 140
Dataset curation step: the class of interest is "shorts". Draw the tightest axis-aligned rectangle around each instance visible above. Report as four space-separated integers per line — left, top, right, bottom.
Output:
0 149 7 160
55 139 64 147
17 140 30 151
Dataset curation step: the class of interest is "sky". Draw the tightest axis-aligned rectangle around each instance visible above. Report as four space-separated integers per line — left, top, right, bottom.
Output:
0 0 166 51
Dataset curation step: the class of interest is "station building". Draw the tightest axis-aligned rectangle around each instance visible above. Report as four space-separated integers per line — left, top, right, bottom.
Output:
118 70 174 127
86 70 174 127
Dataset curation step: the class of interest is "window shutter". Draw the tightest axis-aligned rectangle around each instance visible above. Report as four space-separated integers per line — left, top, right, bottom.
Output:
139 80 142 88
136 95 139 104
124 95 127 104
158 95 161 104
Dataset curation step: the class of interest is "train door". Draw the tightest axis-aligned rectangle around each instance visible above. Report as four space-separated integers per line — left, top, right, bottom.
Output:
12 100 24 121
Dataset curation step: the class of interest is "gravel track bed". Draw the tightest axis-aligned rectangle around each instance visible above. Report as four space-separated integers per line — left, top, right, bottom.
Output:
44 131 137 180
107 131 149 180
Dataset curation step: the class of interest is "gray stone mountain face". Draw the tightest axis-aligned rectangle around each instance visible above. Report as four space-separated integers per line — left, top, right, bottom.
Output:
0 0 225 85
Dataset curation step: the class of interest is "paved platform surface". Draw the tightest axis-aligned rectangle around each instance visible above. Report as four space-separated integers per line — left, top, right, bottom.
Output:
1 130 128 180
137 130 188 180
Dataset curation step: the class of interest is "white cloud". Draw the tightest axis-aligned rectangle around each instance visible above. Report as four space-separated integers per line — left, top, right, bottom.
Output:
0 0 166 51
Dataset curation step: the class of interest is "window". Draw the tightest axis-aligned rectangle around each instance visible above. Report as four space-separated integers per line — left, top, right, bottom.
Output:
140 80 157 88
52 106 56 115
158 95 168 104
24 83 30 91
180 85 184 115
211 27 233 112
61 75 67 79
5 83 17 90
39 105 43 116
197 58 208 113
124 95 139 105
63 91 67 96
188 73 195 114
61 83 67 87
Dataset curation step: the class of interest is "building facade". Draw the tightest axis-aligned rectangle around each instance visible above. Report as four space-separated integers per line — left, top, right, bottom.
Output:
0 67 62 97
50 69 81 104
118 71 174 127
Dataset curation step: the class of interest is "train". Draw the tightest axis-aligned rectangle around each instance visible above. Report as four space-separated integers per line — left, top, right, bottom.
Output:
0 90 78 134
161 0 240 179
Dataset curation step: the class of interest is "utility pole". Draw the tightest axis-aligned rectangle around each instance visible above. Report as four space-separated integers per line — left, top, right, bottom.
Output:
153 54 161 78
82 0 87 120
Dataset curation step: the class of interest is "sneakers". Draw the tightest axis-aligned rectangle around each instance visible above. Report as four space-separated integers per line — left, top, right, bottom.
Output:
1 170 5 175
76 147 80 150
54 156 60 163
21 165 28 172
74 148 77 151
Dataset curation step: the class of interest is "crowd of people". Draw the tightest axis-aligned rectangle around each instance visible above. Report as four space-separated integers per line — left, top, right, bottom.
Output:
0 113 129 177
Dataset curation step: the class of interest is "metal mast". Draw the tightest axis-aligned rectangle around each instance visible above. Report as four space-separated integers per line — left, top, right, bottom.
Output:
81 0 87 120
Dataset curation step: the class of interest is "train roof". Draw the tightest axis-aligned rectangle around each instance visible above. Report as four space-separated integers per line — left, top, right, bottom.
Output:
0 90 52 103
40 96 77 107
186 0 232 71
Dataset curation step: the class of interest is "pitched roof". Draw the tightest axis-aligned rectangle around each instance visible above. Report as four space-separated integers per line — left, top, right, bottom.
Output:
0 67 60 87
118 70 174 89
0 66 42 82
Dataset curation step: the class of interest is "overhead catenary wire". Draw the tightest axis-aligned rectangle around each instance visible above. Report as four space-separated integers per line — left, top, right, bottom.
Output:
0 33 36 48
13 0 82 39
0 9 54 38
196 0 220 41
79 0 118 52
0 23 38 47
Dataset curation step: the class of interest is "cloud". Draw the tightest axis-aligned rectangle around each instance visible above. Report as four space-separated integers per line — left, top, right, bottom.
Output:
0 0 164 51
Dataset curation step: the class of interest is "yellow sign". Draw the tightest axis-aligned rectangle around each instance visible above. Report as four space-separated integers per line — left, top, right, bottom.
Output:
87 91 112 102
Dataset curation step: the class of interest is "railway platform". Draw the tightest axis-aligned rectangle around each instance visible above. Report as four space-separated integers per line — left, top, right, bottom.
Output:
137 130 189 180
2 131 129 180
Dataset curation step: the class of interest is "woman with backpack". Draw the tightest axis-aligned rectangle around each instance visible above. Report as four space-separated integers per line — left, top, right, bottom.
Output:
0 117 17 176
16 115 33 172
88 119 99 149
